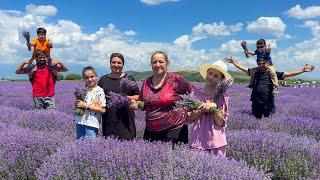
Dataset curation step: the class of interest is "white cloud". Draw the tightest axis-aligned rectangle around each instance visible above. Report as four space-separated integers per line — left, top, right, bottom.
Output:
303 20 320 37
247 17 288 38
218 40 244 54
173 35 189 46
272 38 320 73
124 30 137 36
192 22 243 37
173 22 243 47
285 4 320 20
0 4 217 72
140 0 180 5
0 4 318 79
26 4 57 17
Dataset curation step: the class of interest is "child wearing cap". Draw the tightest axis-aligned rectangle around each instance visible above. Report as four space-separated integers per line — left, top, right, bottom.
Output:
23 27 53 72
187 60 232 156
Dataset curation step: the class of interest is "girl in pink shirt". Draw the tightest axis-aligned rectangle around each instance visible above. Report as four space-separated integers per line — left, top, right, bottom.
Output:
187 60 232 156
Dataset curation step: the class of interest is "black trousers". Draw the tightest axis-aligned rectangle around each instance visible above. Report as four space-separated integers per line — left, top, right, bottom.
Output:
143 125 188 148
251 101 275 119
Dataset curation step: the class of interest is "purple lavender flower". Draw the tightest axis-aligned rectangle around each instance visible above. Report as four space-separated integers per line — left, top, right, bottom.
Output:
74 87 86 115
120 76 138 93
22 31 30 42
175 94 202 110
106 91 130 109
74 87 86 101
241 40 249 58
175 93 218 114
213 78 233 101
22 31 31 51
36 138 269 179
0 125 69 179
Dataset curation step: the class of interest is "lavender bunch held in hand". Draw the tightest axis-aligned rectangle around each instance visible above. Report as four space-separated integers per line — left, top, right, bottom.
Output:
213 79 233 102
106 91 130 109
120 76 138 93
22 31 31 51
175 94 219 114
74 87 87 115
241 40 249 58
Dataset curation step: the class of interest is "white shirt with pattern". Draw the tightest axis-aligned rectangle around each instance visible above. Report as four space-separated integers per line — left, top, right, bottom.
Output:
74 85 106 129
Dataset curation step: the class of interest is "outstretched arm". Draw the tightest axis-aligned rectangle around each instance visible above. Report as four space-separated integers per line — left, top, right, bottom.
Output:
283 64 315 78
224 56 250 75
245 49 256 55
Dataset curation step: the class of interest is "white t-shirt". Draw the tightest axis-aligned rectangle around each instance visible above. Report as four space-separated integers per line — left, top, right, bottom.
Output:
74 86 106 129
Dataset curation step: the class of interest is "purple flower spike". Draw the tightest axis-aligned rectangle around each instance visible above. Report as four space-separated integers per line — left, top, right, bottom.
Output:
213 79 233 101
106 91 130 109
241 40 249 58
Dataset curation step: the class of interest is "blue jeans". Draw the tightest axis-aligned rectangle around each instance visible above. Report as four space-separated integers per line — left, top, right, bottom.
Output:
76 124 99 139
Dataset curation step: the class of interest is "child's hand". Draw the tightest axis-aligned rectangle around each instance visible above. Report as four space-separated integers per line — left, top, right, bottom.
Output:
198 100 217 112
130 100 139 110
76 100 89 109
224 56 234 64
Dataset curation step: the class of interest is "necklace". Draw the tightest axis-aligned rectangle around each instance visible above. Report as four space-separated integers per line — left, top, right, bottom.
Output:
152 73 167 89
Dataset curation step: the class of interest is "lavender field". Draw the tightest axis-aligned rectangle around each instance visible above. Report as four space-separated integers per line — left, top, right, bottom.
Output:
0 81 320 179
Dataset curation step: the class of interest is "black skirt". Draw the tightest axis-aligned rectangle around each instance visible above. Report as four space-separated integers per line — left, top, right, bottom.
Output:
143 125 188 145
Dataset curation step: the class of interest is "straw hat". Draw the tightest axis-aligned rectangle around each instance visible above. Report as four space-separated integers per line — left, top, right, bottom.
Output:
199 60 232 81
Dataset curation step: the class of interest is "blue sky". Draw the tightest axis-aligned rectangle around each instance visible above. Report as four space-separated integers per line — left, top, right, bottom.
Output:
0 0 319 79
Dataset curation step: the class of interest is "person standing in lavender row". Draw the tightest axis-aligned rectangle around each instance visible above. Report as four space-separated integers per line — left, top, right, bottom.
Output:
74 66 106 139
98 53 140 140
224 56 315 119
187 60 232 156
15 51 68 109
131 51 194 147
243 39 279 94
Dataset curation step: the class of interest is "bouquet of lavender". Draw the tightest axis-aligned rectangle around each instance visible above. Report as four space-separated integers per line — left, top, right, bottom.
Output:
106 91 130 109
241 40 249 58
120 76 138 93
74 87 87 115
22 31 31 51
213 79 233 102
175 94 219 114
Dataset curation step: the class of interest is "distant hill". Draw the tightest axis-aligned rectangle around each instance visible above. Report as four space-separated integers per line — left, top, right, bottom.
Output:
126 70 250 83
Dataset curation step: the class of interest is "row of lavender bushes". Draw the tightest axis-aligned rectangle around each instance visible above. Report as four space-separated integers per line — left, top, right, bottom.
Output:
0 81 319 179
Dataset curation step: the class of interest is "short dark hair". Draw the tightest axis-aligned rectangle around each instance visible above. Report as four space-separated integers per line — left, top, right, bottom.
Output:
256 57 268 63
37 28 47 35
82 66 97 78
110 53 125 64
256 39 266 46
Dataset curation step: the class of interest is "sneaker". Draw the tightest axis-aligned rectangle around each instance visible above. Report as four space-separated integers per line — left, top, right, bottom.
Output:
272 87 279 94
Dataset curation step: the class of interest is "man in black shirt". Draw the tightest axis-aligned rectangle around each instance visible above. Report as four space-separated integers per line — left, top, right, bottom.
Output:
224 56 315 118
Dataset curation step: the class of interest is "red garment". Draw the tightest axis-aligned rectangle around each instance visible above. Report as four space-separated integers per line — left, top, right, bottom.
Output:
139 73 194 132
31 65 60 97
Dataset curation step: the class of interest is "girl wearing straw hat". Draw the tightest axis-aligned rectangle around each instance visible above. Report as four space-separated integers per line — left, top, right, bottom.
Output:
187 60 232 156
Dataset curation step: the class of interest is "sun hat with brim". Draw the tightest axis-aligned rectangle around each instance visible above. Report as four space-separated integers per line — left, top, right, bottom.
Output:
199 60 232 81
